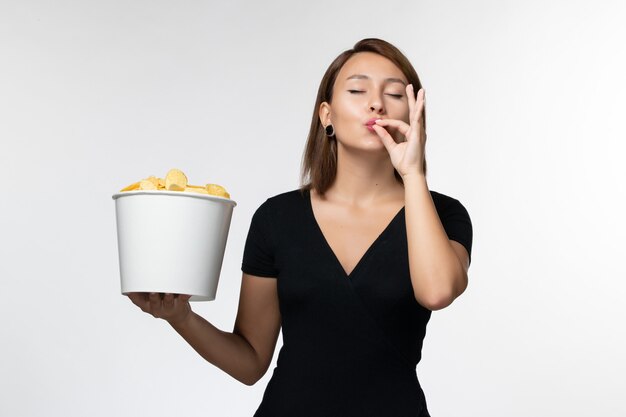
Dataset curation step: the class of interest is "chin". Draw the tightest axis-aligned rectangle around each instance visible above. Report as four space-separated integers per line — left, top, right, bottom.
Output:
362 137 387 149
341 141 386 154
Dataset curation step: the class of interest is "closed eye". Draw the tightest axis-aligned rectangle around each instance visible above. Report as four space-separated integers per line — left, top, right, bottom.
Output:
348 90 403 99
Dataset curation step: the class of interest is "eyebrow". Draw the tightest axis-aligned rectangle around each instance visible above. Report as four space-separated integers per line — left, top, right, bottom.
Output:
346 74 407 86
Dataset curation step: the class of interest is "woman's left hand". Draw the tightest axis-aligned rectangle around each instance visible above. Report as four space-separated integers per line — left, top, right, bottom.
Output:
371 85 426 178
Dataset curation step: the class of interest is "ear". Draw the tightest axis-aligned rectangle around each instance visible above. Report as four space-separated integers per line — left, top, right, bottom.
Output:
319 102 331 125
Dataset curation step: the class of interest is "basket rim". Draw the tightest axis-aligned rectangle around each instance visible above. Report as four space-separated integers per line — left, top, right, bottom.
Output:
111 190 237 206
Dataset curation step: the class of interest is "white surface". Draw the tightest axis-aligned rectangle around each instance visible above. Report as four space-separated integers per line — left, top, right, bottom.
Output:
1 0 625 416
113 191 236 301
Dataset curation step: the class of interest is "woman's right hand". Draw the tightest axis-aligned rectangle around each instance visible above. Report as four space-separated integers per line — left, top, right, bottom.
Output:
126 292 193 326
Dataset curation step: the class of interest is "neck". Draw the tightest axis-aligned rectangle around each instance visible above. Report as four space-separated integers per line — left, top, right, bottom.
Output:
323 145 404 206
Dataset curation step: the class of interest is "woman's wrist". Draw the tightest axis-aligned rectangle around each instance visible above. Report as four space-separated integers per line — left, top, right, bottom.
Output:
168 309 194 330
401 169 426 182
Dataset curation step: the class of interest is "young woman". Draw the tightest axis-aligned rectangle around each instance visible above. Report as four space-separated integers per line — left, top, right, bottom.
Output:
127 38 473 417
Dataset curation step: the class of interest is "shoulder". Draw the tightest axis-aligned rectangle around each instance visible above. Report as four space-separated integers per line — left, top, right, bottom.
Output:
265 188 307 205
429 189 471 219
254 188 308 219
429 189 473 267
429 189 464 208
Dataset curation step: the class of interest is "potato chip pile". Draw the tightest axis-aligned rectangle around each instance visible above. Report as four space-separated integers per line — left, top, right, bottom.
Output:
119 168 230 199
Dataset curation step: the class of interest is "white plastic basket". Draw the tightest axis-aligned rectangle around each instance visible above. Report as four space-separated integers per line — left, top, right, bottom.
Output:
112 190 237 301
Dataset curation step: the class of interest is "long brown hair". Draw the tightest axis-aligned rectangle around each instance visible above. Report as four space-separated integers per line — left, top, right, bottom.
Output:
300 38 427 196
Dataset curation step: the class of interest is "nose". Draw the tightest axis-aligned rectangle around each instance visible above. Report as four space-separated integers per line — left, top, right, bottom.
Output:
369 96 384 114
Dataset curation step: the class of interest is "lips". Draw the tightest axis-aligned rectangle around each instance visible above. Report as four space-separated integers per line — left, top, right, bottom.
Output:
365 118 381 127
365 118 382 132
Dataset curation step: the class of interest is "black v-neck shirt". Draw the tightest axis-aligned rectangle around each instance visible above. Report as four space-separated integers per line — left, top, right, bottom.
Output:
242 188 473 417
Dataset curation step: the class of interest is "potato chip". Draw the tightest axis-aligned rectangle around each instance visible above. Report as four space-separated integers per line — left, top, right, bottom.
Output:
205 184 230 199
185 186 209 194
120 181 140 192
119 168 230 199
165 168 187 191
187 186 209 193
145 176 160 188
139 179 157 190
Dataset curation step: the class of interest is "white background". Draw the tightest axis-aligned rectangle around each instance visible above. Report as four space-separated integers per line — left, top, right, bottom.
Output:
1 0 625 416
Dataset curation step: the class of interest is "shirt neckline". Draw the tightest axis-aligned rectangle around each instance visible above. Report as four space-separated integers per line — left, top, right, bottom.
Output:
303 188 405 279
